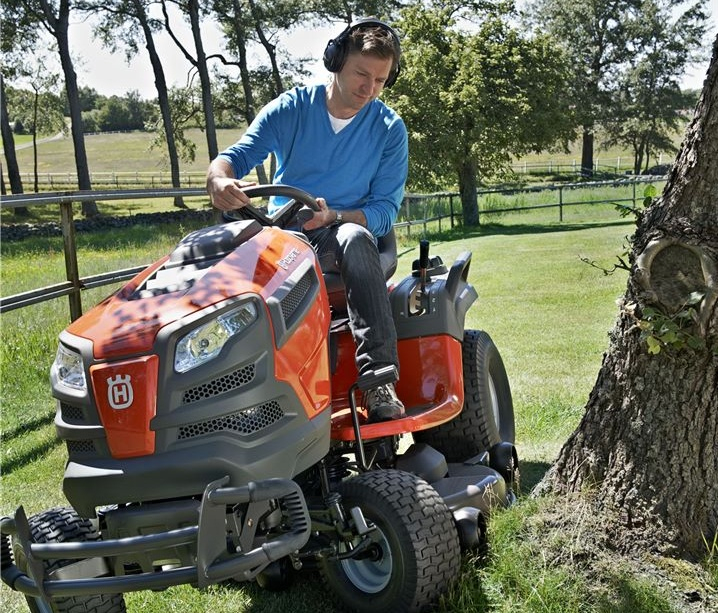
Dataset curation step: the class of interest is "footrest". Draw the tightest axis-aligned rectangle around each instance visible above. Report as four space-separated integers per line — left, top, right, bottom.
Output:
431 468 507 515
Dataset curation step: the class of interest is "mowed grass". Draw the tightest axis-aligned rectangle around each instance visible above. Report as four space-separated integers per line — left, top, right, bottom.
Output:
0 204 634 611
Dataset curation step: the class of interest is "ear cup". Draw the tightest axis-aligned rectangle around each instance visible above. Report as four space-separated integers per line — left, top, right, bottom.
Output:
322 18 401 88
323 26 351 74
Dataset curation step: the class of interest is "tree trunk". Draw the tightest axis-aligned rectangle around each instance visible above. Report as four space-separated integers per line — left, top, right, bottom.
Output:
248 0 283 97
188 0 218 161
580 124 594 177
458 158 479 226
540 34 718 557
134 0 185 208
32 87 39 192
0 74 27 214
231 0 267 184
47 0 97 216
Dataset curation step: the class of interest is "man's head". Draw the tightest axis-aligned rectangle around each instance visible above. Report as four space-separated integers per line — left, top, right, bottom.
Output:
323 19 401 88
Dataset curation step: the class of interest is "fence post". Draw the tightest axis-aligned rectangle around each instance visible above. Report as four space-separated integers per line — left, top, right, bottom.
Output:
633 179 637 209
60 201 83 321
450 195 455 229
559 186 564 222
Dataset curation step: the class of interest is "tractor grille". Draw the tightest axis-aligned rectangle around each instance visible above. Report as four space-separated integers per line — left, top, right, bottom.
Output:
182 364 256 405
280 270 313 322
177 401 284 440
66 440 96 455
61 402 85 423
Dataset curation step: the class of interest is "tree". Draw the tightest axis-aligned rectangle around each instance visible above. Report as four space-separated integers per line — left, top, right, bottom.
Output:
529 0 643 177
0 1 35 202
93 0 187 208
15 0 98 216
602 0 708 174
162 0 219 161
211 0 318 183
0 75 25 201
386 5 575 225
147 85 199 169
21 59 66 191
540 33 718 557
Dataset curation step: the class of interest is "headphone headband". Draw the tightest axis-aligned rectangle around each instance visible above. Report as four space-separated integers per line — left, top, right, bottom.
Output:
322 18 401 88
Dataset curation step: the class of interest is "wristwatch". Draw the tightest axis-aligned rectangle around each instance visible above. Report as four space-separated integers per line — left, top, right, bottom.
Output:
335 211 344 224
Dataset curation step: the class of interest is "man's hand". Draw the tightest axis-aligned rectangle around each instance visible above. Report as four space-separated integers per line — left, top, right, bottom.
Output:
207 177 257 211
302 197 334 231
206 159 256 211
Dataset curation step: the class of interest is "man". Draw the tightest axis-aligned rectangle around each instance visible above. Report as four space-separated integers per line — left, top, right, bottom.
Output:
206 18 408 422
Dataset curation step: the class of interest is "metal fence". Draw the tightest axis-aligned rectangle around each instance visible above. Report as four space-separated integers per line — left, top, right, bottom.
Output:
0 176 663 319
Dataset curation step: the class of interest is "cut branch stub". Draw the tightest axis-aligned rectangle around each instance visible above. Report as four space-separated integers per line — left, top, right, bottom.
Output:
635 238 718 334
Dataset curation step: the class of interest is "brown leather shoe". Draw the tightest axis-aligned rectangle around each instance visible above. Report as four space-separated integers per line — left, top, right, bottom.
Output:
365 383 405 422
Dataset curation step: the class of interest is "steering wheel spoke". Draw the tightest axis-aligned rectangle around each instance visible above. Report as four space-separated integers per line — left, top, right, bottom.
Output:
224 185 319 229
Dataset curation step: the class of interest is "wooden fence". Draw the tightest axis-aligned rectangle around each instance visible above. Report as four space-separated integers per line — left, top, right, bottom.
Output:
0 176 663 319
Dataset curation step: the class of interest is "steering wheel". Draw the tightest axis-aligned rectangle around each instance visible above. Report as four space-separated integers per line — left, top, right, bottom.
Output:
222 184 321 229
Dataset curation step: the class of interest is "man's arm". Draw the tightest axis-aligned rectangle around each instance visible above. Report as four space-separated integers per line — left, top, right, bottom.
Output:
206 158 255 211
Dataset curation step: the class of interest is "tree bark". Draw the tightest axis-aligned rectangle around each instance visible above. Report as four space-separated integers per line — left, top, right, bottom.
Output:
230 0 267 184
0 74 26 210
187 0 218 161
133 0 185 208
458 158 479 226
580 125 594 177
540 34 718 558
44 0 98 216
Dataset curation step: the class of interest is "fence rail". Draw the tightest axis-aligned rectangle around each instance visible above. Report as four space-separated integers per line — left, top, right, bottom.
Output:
1 176 664 319
11 156 671 189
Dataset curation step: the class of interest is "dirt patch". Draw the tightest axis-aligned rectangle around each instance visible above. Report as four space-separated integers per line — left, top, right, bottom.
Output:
523 493 717 612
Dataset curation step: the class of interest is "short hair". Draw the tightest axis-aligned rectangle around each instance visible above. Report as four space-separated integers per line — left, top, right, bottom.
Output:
346 25 401 77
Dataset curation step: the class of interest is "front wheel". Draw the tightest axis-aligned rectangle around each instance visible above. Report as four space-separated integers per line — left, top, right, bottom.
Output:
320 470 461 613
12 507 126 613
415 329 514 462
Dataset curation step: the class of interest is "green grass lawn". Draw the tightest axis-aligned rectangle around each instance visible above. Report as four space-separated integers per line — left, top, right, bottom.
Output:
0 208 637 612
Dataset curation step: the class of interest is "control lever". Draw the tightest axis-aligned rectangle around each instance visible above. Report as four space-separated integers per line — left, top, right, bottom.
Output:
409 240 430 315
419 239 429 293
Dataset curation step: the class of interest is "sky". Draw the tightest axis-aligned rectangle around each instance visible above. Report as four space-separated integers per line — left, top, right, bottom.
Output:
43 2 718 99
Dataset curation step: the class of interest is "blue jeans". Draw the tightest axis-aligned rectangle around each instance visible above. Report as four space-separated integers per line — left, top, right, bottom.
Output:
305 223 399 378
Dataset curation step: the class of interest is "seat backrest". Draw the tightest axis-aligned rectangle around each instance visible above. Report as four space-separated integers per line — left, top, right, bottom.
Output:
324 228 398 314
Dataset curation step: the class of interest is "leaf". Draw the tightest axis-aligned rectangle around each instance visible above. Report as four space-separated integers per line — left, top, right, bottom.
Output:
646 335 662 354
686 291 705 306
686 335 706 350
642 307 658 319
643 184 658 198
659 330 678 344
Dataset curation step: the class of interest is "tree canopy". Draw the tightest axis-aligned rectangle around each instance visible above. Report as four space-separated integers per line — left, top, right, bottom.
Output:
385 4 575 224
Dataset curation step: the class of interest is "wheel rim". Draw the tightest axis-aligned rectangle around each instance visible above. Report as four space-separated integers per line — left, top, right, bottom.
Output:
488 373 500 431
340 527 393 593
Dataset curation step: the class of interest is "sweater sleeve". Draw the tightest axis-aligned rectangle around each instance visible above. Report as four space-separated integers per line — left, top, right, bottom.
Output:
360 116 408 237
216 96 285 179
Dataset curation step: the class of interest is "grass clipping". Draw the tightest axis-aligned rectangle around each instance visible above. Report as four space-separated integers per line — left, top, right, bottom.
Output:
445 493 718 613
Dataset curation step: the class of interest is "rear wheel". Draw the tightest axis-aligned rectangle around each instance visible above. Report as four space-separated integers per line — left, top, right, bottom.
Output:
320 470 460 613
415 330 514 462
12 507 126 613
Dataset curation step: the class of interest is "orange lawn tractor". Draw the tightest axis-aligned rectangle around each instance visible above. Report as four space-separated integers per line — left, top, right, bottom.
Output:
1 185 518 613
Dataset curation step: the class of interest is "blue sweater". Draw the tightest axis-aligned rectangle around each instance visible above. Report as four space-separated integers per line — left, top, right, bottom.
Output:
217 84 408 237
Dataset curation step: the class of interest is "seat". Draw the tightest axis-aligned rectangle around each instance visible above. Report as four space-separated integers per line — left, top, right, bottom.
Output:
323 228 398 314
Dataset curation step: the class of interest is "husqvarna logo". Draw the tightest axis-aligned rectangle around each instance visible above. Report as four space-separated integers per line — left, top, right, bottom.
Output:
107 374 134 410
277 248 300 270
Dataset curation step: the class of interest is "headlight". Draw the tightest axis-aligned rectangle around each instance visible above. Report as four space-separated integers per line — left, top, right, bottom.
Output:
174 302 258 373
52 344 87 391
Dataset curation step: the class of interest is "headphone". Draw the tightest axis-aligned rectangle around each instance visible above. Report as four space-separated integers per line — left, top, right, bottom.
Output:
322 18 402 88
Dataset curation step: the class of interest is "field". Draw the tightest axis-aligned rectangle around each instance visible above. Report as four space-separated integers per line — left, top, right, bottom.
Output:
1 131 714 612
0 208 672 612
